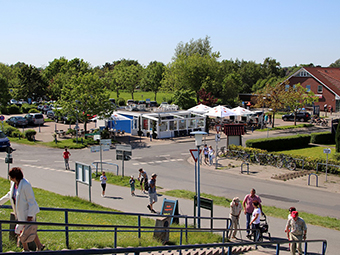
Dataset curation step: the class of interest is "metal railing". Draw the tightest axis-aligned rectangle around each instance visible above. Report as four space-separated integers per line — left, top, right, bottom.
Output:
91 161 119 176
0 205 231 252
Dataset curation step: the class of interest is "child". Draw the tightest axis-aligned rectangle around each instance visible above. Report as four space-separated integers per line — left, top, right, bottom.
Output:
100 171 107 197
129 175 135 196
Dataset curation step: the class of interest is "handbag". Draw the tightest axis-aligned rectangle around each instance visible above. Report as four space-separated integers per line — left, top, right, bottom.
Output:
19 224 37 243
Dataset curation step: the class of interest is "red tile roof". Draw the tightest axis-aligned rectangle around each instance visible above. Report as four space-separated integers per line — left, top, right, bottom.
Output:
223 124 245 136
304 67 340 95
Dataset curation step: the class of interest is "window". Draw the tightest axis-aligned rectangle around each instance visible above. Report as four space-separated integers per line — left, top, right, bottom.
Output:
299 71 309 77
306 85 311 92
317 85 323 93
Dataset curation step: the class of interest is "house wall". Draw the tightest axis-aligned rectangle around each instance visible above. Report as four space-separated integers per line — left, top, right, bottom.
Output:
289 76 336 111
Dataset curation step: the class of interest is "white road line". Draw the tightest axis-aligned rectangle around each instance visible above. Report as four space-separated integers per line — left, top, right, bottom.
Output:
177 159 184 161
155 161 163 163
132 163 140 165
140 162 147 165
148 162 154 164
20 159 38 162
170 159 177 161
181 153 191 155
159 154 170 157
162 160 169 162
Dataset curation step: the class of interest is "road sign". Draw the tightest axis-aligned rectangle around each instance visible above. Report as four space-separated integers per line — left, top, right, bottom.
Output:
0 115 4 121
102 144 110 151
215 134 220 142
116 154 131 161
116 144 132 151
100 139 111 145
189 149 202 162
215 124 221 133
91 146 101 152
323 148 331 154
116 149 132 156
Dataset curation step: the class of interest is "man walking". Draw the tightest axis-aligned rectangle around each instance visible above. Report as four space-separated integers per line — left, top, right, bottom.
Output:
229 197 242 239
285 211 307 255
147 173 157 213
138 168 148 193
242 188 262 238
63 148 71 170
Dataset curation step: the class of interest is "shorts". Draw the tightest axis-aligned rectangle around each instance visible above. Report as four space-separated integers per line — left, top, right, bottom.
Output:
148 192 157 204
101 183 106 191
204 154 208 159
140 178 144 186
130 185 135 191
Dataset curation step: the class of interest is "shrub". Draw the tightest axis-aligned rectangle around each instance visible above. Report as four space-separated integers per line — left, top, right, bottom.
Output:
21 104 36 113
28 108 40 113
66 129 76 136
24 129 37 141
11 130 22 138
310 132 334 145
0 106 9 114
117 98 126 106
246 134 311 152
7 105 21 114
4 126 19 137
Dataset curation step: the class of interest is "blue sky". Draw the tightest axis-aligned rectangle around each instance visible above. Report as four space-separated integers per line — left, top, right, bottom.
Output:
1 0 339 68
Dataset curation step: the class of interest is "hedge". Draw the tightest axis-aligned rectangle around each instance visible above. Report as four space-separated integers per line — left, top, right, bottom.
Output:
310 132 334 145
245 134 311 152
24 129 37 141
7 105 21 114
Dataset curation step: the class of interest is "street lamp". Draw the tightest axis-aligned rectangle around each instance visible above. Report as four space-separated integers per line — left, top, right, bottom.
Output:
191 131 207 228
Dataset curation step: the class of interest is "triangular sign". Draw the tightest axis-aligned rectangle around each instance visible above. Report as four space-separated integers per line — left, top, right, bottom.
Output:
189 149 202 162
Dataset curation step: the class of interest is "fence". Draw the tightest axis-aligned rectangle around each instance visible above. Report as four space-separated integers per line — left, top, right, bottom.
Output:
91 161 119 176
0 205 231 252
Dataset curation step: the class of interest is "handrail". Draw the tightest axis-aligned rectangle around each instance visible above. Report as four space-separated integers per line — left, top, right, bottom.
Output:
91 161 119 176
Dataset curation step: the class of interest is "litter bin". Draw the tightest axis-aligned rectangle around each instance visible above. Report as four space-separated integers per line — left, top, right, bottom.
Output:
153 217 171 244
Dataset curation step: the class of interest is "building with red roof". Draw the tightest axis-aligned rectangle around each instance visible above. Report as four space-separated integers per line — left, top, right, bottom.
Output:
286 67 340 112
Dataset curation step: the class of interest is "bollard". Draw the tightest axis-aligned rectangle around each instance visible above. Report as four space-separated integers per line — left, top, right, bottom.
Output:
241 162 249 174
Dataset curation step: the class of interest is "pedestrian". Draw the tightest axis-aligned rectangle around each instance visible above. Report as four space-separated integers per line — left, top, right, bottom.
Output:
63 148 71 170
242 188 262 238
100 171 107 197
129 175 135 196
203 144 209 164
329 105 332 115
138 168 148 193
229 197 242 239
285 207 297 247
0 167 45 252
285 211 307 255
147 173 157 213
249 201 262 242
208 145 215 165
324 104 327 112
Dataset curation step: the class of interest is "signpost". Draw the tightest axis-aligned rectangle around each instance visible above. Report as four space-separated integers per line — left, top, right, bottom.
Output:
0 115 4 131
91 139 112 173
189 148 201 209
116 144 132 177
215 134 220 169
5 147 13 180
323 148 331 181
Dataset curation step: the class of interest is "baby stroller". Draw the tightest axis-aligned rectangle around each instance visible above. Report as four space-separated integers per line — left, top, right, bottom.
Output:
253 213 271 242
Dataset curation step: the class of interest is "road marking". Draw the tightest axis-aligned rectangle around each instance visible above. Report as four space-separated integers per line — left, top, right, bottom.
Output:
177 159 184 161
140 162 147 165
162 160 169 162
132 163 140 165
181 153 190 155
159 154 170 157
155 161 163 163
148 162 154 164
20 159 38 162
170 159 177 161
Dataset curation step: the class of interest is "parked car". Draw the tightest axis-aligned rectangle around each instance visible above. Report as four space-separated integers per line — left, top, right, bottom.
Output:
0 131 10 150
46 110 55 119
6 116 28 127
37 104 44 111
24 113 45 126
126 99 135 106
149 101 158 107
10 99 18 105
42 105 51 113
282 112 311 122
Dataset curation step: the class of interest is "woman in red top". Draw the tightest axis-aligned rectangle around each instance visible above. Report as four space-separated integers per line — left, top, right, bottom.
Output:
63 148 71 170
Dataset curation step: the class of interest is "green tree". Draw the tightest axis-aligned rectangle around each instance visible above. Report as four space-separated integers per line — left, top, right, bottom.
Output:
329 58 340 68
140 61 165 101
173 35 217 59
0 75 11 111
59 73 114 133
219 72 242 106
171 89 196 109
115 64 143 100
17 64 47 101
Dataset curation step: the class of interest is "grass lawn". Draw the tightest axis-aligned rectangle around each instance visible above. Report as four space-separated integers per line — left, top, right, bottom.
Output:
0 178 221 252
277 145 336 160
159 190 340 232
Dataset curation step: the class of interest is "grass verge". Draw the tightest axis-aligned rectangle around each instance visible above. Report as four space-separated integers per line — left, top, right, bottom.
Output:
159 190 340 231
0 178 220 252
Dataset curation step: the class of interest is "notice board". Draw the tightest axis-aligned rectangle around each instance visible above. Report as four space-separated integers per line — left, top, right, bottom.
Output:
161 198 179 224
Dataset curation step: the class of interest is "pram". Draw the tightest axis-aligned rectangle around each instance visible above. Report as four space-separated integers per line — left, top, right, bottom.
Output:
253 213 271 242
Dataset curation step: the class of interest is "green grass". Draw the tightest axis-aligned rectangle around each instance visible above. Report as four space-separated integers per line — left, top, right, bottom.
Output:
0 178 220 252
258 123 313 132
159 190 340 231
277 145 336 160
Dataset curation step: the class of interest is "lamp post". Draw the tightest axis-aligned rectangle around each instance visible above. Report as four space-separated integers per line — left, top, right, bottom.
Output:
191 131 207 228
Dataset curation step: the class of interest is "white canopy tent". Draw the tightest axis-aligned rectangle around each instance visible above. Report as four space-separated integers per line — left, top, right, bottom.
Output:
188 104 211 114
230 106 253 115
205 105 235 118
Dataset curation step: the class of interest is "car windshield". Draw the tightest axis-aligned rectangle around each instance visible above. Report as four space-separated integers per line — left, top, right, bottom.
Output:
16 117 25 120
0 132 6 138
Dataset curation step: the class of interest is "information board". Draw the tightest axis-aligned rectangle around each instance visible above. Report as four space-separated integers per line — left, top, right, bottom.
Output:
161 198 179 224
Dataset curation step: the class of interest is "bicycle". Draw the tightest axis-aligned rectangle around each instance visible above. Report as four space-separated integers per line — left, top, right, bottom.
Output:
265 153 277 166
276 154 297 170
217 146 227 157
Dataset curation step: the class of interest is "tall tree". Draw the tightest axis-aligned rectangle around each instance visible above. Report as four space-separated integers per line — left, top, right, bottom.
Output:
59 73 114 133
173 35 217 59
140 61 165 101
114 64 143 100
17 64 47 101
0 75 11 111
329 58 340 68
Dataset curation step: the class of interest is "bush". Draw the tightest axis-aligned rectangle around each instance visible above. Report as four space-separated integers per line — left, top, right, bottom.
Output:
246 134 311 152
21 104 37 113
0 106 9 115
7 105 21 114
117 98 126 106
24 129 37 141
11 130 22 138
310 132 334 145
28 108 40 113
4 126 19 137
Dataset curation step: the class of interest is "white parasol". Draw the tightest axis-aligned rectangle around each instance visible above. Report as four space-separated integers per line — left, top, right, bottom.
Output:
230 106 253 116
205 105 235 118
188 104 211 113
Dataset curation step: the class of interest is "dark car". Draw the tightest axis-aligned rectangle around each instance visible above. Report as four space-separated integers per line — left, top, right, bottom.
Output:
0 131 10 150
6 116 28 127
149 101 158 107
24 113 44 125
282 112 311 122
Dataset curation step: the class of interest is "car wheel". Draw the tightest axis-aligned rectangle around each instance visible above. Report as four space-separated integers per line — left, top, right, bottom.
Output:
283 117 288 121
300 118 305 122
